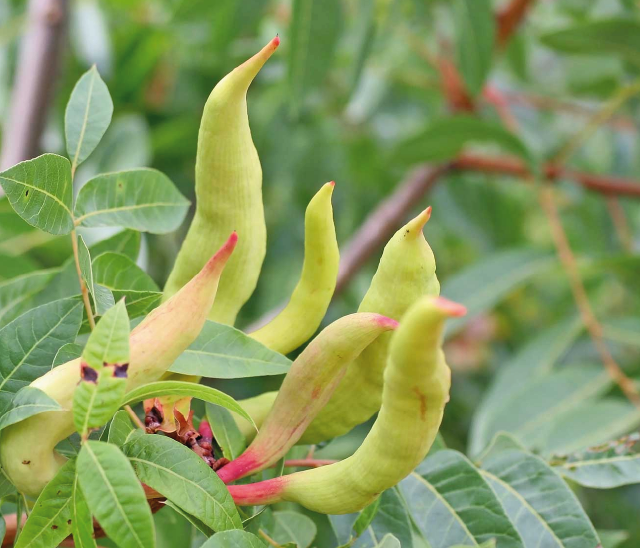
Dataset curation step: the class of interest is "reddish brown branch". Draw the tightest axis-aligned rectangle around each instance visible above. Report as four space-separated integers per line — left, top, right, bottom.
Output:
454 154 640 198
497 0 537 48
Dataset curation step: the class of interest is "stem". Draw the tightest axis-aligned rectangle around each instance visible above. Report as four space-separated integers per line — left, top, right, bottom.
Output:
259 530 283 548
13 495 23 547
125 405 145 430
538 185 640 408
70 228 96 330
605 196 633 253
553 78 640 166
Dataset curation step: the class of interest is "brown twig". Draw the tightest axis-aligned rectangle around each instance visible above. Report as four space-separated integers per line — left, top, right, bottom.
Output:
496 0 537 48
0 0 69 171
70 229 96 330
605 196 634 252
538 185 640 407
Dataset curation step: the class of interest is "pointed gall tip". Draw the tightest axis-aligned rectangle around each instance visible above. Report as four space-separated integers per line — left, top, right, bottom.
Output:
433 297 467 318
205 232 238 271
376 315 400 330
273 35 281 48
416 206 432 230
329 181 335 187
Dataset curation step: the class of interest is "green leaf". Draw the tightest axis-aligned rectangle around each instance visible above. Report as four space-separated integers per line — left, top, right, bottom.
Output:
15 458 76 548
0 515 5 545
206 404 247 461
443 248 555 338
469 317 583 456
472 363 610 455
330 489 414 548
74 169 190 233
77 440 155 548
270 511 316 548
0 154 74 235
108 409 135 447
200 530 267 548
540 19 640 68
74 301 129 438
0 269 58 327
65 65 114 170
541 398 640 457
122 381 255 428
377 535 401 548
92 252 161 318
78 234 115 316
0 298 83 406
123 431 242 532
71 473 98 548
399 449 524 548
353 499 381 537
81 298 130 369
0 468 16 498
74 370 127 440
453 0 495 96
288 0 343 113
163 500 214 537
395 116 533 169
90 229 141 262
170 321 291 379
53 343 84 367
552 433 640 489
479 449 600 548
0 386 63 432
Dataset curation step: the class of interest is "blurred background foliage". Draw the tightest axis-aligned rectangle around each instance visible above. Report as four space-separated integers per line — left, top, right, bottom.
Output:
2 0 640 546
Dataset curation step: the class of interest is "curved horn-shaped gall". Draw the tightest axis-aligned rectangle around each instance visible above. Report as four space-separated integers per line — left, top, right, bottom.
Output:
0 234 237 496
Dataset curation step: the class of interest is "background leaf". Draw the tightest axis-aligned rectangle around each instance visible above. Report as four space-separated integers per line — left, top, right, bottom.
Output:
270 511 316 548
288 0 343 113
453 0 495 96
399 449 523 548
0 154 74 235
479 449 600 548
65 65 114 169
0 298 83 406
74 169 190 233
206 403 247 460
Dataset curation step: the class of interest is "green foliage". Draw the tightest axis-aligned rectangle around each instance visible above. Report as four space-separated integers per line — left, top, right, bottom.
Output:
123 431 242 531
170 321 292 378
78 440 155 548
0 1 640 546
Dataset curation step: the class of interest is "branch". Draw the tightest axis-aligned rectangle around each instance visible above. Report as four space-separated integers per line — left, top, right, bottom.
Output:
0 0 69 171
496 0 537 48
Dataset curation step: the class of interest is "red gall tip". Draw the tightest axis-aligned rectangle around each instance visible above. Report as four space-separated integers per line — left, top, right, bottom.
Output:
272 35 280 48
433 297 467 318
328 181 335 187
376 315 400 330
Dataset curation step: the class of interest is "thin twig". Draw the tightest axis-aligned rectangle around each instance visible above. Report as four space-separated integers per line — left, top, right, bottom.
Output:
538 185 640 407
605 196 634 252
496 0 537 48
70 229 96 330
552 78 640 166
259 530 283 548
125 405 146 430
